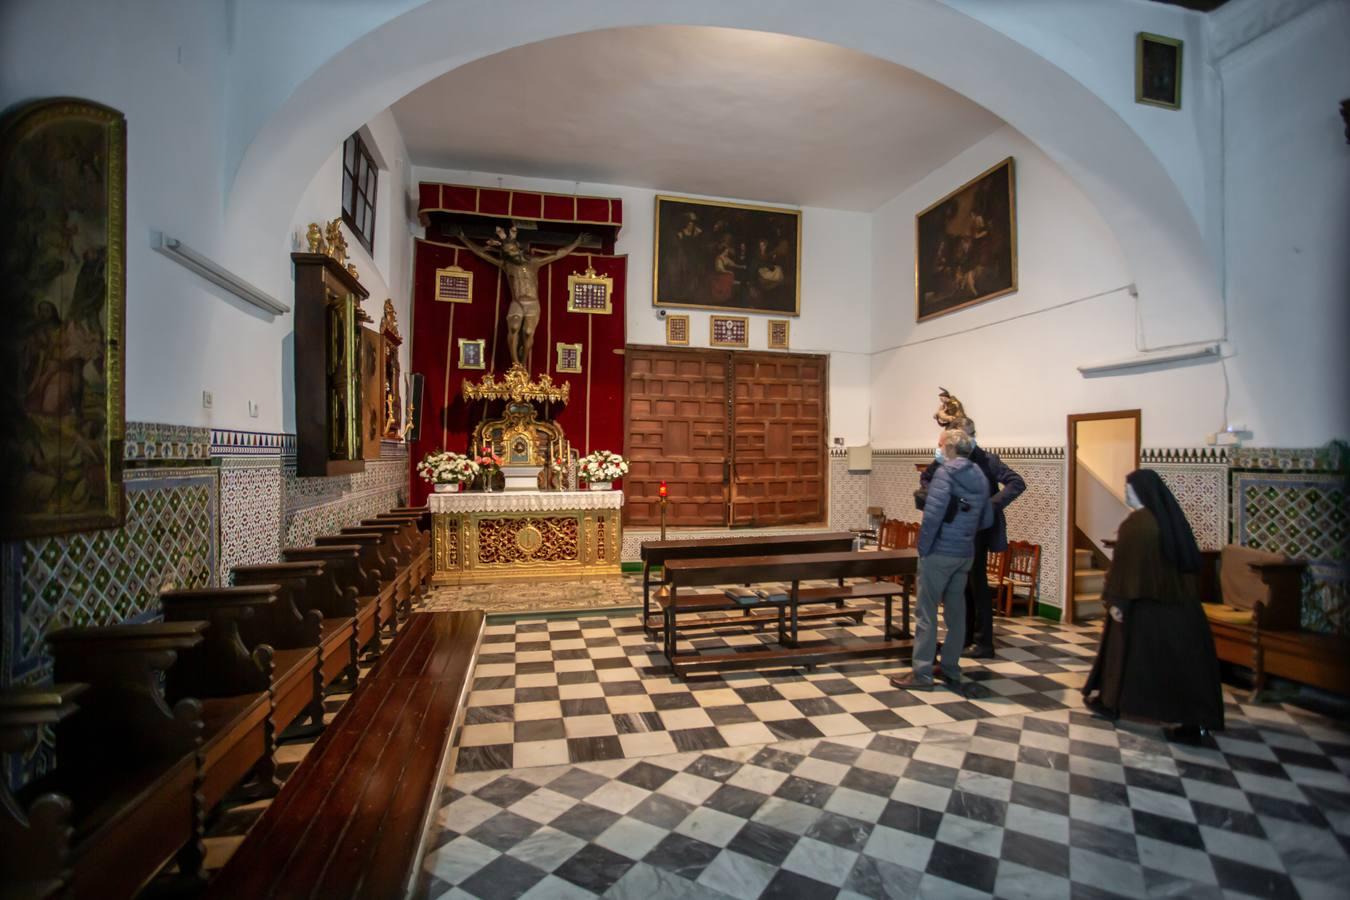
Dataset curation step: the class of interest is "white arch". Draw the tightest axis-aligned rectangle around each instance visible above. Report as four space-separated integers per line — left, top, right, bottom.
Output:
225 0 1222 348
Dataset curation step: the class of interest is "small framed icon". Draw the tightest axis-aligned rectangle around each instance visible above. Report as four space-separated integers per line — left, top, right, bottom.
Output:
710 315 749 348
434 265 474 302
567 266 613 314
555 342 583 373
458 338 486 370
767 319 790 350
665 314 690 346
1136 32 1183 110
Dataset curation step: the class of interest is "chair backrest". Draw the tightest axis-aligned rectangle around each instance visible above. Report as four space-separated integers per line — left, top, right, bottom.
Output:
986 549 1009 581
878 519 904 550
1006 541 1041 585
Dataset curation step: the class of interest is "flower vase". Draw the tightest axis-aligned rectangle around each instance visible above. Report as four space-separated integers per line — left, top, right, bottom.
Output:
588 481 612 491
434 482 462 493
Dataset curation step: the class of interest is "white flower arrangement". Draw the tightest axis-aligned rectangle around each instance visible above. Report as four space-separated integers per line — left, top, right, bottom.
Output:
578 449 629 483
416 450 480 485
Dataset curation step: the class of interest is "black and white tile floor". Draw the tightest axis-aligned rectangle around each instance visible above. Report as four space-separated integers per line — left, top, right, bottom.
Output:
418 594 1350 900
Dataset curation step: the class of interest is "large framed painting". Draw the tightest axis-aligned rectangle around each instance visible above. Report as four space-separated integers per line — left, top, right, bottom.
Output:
654 194 801 316
0 98 127 538
915 157 1017 322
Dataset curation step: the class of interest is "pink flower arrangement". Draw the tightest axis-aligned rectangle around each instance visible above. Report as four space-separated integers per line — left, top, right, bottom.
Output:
474 446 503 472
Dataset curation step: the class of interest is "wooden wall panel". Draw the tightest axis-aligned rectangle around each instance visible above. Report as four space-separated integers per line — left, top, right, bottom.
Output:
730 353 827 526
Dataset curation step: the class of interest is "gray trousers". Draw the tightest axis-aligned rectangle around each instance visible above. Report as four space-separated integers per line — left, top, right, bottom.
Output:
912 553 974 682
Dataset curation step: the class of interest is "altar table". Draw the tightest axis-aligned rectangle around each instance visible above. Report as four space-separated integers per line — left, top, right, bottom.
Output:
429 490 623 585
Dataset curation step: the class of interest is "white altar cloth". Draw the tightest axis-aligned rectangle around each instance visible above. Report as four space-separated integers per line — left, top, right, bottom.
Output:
428 489 624 514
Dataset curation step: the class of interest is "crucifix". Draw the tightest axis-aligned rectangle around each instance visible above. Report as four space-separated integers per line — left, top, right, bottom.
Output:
455 225 586 371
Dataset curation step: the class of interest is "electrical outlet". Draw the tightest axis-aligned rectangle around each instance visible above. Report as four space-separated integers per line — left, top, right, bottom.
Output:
202 390 213 409
248 401 259 418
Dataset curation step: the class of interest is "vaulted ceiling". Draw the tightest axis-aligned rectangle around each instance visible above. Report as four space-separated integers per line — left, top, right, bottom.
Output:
391 27 1005 212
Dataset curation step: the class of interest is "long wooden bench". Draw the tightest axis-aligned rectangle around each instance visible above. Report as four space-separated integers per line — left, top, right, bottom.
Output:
205 610 486 900
663 549 918 676
640 533 858 637
1200 549 1350 696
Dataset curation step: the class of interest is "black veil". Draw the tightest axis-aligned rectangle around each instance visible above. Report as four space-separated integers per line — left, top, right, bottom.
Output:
1126 469 1202 574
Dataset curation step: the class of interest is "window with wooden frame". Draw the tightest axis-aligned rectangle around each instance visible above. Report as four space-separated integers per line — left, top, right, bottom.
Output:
341 132 378 254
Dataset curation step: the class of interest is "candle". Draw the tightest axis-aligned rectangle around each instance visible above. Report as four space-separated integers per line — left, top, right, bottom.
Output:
659 481 668 499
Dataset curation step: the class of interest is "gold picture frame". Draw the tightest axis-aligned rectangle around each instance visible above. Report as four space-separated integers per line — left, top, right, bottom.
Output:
654 194 801 316
767 319 790 350
458 338 486 370
915 157 1017 322
0 98 127 538
665 314 690 346
710 315 749 348
566 265 613 315
435 265 474 303
1136 32 1183 110
555 342 583 373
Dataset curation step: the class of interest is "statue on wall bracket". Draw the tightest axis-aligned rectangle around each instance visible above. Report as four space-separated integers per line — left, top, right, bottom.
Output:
934 387 967 428
454 225 587 372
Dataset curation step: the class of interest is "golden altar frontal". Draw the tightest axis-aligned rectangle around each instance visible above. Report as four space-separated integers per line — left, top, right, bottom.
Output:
429 490 623 585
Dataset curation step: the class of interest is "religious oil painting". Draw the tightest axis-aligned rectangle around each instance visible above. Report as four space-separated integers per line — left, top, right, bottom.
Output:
915 157 1017 322
654 195 801 316
1136 32 1183 110
0 98 126 538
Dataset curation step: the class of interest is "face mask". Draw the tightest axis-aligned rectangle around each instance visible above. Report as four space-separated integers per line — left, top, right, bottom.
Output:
934 448 944 463
1125 483 1144 509
968 436 977 449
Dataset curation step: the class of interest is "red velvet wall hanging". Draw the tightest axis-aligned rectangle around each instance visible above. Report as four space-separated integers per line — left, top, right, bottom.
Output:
408 238 627 506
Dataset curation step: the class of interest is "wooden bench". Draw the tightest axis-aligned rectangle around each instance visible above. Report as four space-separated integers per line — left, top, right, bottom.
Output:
315 533 400 643
662 549 918 676
283 545 384 659
205 611 486 900
1199 550 1350 696
640 533 858 637
4 623 209 897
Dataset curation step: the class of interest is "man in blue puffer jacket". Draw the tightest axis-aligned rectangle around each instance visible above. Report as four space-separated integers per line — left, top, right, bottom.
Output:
892 428 993 692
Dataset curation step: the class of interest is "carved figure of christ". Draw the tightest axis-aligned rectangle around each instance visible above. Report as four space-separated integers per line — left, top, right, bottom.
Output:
456 226 586 371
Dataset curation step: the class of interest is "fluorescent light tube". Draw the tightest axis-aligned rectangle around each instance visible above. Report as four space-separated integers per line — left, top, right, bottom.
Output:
153 232 290 316
1077 343 1220 377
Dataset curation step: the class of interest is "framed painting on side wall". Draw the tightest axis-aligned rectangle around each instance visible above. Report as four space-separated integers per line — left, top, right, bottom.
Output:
654 195 801 316
915 157 1017 323
1136 32 1183 110
0 98 127 538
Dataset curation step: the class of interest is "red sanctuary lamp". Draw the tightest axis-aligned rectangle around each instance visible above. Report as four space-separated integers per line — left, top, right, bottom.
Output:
658 481 669 541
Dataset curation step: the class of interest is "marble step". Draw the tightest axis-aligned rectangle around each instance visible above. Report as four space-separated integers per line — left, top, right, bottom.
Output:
1074 548 1094 569
1074 569 1106 594
1075 591 1105 620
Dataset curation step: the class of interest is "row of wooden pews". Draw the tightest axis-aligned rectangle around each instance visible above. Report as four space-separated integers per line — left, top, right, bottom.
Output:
0 507 434 900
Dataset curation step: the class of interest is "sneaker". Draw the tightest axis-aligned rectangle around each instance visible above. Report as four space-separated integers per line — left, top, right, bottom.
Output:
889 675 933 691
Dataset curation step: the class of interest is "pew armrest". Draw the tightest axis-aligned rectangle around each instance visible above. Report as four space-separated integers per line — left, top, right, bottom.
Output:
161 587 276 698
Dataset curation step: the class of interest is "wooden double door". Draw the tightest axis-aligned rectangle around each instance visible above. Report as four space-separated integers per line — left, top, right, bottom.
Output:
624 347 827 527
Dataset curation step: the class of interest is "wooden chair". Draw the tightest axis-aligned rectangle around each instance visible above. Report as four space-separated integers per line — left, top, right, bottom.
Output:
986 549 1009 594
996 541 1041 616
878 519 918 550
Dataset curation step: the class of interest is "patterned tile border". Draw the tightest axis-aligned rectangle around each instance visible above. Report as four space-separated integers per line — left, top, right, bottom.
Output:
211 427 296 457
1141 447 1228 465
1230 443 1347 472
124 421 211 462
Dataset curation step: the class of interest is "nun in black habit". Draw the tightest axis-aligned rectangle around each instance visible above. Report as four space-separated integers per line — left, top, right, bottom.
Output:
1082 469 1224 743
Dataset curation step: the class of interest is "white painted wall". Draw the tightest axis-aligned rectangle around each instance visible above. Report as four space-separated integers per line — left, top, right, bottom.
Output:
413 167 874 446
1217 0 1350 445
287 110 415 432
869 126 1229 449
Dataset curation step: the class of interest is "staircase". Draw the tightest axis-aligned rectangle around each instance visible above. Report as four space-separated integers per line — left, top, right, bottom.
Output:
1073 548 1107 620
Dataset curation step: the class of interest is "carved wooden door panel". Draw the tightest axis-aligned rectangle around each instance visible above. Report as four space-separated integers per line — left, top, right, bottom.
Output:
729 352 827 526
624 348 730 526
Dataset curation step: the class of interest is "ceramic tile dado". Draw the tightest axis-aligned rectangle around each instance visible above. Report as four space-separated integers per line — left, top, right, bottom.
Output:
1142 450 1228 552
829 453 870 533
218 458 285 583
6 467 218 686
283 449 409 548
124 421 211 462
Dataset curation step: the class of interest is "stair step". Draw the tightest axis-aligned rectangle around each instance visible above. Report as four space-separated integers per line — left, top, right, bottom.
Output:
1074 570 1106 593
1073 548 1094 568
1074 593 1106 619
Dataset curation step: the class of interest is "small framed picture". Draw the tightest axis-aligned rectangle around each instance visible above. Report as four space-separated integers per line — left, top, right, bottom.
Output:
435 265 474 302
567 266 613 315
665 314 690 346
1136 32 1182 110
767 319 790 350
458 338 486 370
555 342 583 373
710 315 749 348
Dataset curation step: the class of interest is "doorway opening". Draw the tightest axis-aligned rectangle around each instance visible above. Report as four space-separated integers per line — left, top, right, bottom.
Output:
1066 410 1141 625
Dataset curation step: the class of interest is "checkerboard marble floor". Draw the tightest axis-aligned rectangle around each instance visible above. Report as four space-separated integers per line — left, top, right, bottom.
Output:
417 597 1350 899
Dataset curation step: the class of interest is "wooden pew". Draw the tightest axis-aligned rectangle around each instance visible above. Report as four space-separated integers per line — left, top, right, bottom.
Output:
283 544 383 659
205 610 487 900
1199 550 1350 696
160 587 280 824
367 514 431 599
640 533 859 638
341 524 415 618
233 559 358 696
7 623 209 897
662 549 918 677
315 533 399 642
0 684 86 900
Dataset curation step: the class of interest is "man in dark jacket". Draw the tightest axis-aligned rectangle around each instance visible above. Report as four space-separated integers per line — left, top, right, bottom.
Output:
916 416 1025 658
893 429 993 691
